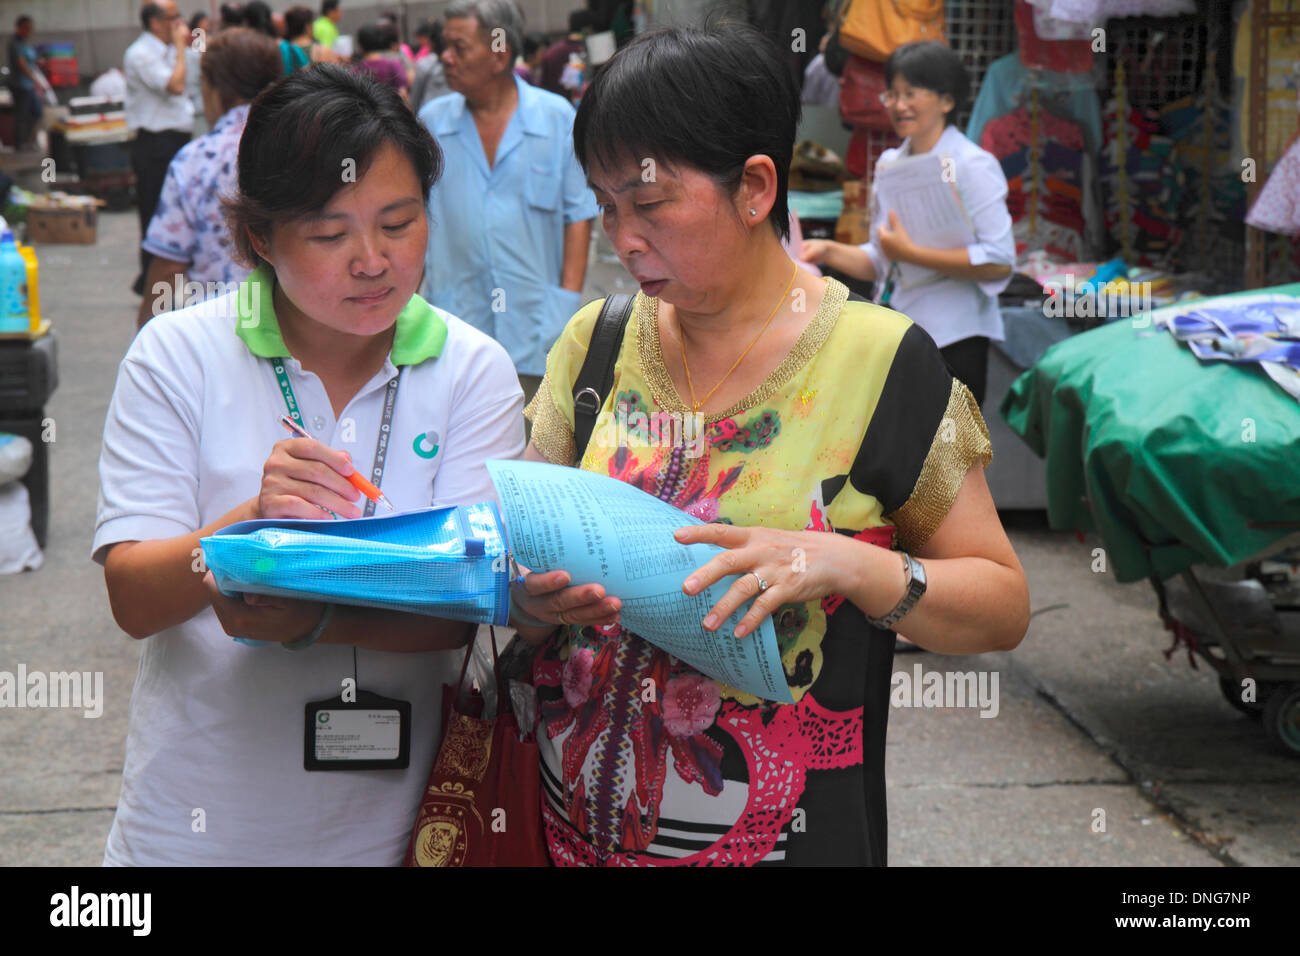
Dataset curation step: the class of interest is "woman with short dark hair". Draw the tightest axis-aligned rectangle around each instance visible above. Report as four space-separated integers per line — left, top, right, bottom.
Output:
218 2 244 30
97 64 525 865
802 41 1016 407
511 23 1029 866
281 4 343 72
355 21 410 101
240 0 276 37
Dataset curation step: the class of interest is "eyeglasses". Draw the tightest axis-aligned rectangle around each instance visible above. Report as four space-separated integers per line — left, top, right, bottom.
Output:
878 89 935 107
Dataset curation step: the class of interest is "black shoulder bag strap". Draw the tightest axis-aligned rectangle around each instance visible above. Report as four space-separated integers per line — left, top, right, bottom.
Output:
571 293 636 464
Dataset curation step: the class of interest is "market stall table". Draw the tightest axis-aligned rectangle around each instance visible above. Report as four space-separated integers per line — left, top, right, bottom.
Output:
1001 282 1300 755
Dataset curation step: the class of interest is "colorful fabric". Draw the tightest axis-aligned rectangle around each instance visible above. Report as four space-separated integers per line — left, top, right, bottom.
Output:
141 104 250 288
523 280 993 865
982 104 1089 261
1099 81 1180 268
966 53 1103 155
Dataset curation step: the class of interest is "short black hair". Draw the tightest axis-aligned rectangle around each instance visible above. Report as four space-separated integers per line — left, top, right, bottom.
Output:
322 0 340 15
427 19 444 54
15 15 32 29
568 10 593 33
358 23 389 53
141 3 164 29
224 64 442 269
189 11 209 31
574 21 799 241
284 5 314 39
523 31 543 57
884 41 968 126
241 0 275 36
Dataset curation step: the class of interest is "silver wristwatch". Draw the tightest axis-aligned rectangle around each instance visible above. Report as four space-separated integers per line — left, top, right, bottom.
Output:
867 552 927 630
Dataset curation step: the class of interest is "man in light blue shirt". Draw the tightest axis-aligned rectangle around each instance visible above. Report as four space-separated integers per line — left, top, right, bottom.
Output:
419 0 596 399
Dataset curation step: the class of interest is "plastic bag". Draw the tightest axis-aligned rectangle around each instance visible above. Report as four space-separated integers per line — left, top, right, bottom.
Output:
0 480 42 573
0 433 32 484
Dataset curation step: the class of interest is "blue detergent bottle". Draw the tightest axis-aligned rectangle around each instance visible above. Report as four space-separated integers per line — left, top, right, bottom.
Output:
0 229 29 333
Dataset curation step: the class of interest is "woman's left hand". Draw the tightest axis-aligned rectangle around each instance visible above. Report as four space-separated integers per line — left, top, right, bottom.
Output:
673 524 862 638
202 571 327 643
876 210 916 263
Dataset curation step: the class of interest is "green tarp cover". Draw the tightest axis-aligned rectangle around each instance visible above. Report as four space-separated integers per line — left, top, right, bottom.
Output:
999 283 1300 583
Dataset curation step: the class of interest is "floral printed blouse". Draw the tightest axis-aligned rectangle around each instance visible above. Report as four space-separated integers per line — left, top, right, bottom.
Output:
524 277 992 866
142 104 250 289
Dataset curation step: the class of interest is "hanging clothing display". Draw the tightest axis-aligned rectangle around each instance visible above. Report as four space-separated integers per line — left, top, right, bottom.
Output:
1099 65 1181 267
1162 66 1248 275
1014 0 1092 74
981 95 1095 262
967 52 1104 155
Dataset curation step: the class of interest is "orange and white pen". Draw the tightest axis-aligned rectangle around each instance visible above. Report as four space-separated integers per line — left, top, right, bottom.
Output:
280 414 396 512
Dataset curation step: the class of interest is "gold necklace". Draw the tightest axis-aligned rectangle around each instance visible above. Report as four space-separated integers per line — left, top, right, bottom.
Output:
678 262 799 414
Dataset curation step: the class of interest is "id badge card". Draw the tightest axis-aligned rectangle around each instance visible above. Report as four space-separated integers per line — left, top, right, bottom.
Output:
304 690 411 771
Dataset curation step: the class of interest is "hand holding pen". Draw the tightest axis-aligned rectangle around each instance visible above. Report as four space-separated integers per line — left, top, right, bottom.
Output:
253 415 393 521
279 416 395 513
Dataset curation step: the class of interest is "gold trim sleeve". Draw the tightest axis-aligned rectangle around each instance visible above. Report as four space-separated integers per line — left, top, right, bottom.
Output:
524 371 576 465
888 379 993 552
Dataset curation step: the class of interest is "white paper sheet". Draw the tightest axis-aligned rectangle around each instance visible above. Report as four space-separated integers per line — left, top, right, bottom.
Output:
874 152 975 291
487 460 793 703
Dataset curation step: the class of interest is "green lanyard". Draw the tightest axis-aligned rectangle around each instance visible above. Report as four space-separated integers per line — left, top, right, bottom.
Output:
270 358 400 518
879 262 898 307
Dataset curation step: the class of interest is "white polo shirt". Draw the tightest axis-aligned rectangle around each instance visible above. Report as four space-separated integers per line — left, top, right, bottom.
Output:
93 266 524 866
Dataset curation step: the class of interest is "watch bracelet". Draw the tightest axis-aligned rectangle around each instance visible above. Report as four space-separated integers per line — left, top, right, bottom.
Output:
867 551 920 630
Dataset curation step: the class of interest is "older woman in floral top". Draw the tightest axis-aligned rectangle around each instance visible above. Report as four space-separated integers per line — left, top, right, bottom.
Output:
508 24 1030 866
137 28 281 327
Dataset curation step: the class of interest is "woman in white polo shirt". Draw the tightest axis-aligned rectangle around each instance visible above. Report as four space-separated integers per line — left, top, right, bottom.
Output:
93 65 524 865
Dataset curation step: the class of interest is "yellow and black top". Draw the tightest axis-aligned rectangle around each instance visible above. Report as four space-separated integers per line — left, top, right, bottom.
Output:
524 277 992 866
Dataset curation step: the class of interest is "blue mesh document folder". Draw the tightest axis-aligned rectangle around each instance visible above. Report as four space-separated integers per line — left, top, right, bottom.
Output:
200 503 510 627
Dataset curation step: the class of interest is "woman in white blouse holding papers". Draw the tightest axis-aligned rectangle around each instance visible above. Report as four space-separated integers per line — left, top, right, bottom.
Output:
802 42 1014 406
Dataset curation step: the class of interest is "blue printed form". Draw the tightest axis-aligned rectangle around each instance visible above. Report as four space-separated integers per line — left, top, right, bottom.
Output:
487 460 793 704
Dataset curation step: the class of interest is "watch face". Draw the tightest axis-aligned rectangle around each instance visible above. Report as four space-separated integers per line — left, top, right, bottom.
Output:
907 555 927 592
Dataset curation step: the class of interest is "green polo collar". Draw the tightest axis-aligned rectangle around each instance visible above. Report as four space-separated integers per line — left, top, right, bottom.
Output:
234 264 447 365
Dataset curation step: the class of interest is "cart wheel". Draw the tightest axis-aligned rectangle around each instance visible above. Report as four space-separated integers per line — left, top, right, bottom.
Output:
1218 677 1264 720
1262 683 1300 756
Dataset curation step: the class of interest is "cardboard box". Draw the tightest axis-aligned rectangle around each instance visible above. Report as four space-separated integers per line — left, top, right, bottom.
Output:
25 200 98 244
